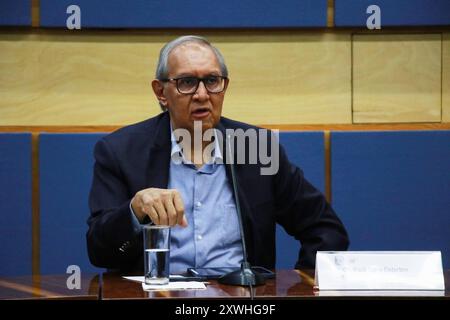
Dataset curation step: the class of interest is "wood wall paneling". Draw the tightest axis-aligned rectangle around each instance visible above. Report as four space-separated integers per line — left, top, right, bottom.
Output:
0 32 166 126
352 34 442 123
0 31 352 126
443 33 450 123
218 33 352 125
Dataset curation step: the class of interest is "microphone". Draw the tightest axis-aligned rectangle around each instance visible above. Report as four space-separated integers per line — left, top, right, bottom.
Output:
218 134 265 287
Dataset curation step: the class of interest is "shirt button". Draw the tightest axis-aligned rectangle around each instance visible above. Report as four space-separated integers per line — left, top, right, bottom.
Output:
196 201 202 208
197 235 203 240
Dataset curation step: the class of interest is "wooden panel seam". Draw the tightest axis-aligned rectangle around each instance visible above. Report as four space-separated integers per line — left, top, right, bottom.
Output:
31 0 40 28
31 133 40 276
327 0 334 28
1 123 450 133
324 131 331 203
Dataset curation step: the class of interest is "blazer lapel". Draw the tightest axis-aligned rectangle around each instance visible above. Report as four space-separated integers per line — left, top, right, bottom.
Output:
146 112 171 189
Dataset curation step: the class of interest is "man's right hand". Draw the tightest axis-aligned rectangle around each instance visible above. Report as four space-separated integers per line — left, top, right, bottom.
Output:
131 188 187 227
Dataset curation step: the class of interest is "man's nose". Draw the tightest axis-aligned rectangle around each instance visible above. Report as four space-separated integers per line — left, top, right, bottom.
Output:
193 80 210 99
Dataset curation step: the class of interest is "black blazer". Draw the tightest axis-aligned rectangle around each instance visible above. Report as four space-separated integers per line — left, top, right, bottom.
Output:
87 112 349 272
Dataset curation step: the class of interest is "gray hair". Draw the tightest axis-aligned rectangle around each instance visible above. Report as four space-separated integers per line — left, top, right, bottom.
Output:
155 36 229 110
156 35 228 80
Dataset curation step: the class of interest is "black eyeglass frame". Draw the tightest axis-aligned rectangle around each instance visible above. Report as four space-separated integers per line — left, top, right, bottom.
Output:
159 75 229 94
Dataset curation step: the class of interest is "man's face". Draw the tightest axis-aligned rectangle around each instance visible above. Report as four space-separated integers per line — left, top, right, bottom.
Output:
153 43 227 134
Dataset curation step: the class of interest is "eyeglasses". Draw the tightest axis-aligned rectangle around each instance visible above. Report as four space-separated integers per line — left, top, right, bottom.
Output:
160 75 228 95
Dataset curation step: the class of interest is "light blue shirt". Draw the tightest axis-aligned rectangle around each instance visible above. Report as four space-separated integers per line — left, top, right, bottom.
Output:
131 128 243 273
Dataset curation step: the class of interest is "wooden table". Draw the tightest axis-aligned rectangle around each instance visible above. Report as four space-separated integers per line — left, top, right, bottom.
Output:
0 274 99 300
101 269 450 300
1 270 448 300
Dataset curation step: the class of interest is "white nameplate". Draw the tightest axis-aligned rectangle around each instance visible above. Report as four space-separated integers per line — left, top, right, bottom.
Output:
314 251 445 290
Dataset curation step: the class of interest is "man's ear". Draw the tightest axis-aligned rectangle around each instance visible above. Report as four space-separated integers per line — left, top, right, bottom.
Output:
151 79 168 107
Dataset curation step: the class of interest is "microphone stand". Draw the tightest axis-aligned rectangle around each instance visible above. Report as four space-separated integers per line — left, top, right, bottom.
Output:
218 135 266 288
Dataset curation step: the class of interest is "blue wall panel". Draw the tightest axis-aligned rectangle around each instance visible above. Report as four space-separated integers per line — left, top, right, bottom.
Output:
335 0 450 27
276 132 325 269
0 133 32 276
0 0 31 26
331 131 450 268
40 0 327 28
39 133 106 274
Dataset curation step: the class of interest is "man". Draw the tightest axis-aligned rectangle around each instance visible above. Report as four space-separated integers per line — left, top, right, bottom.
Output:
87 35 349 273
